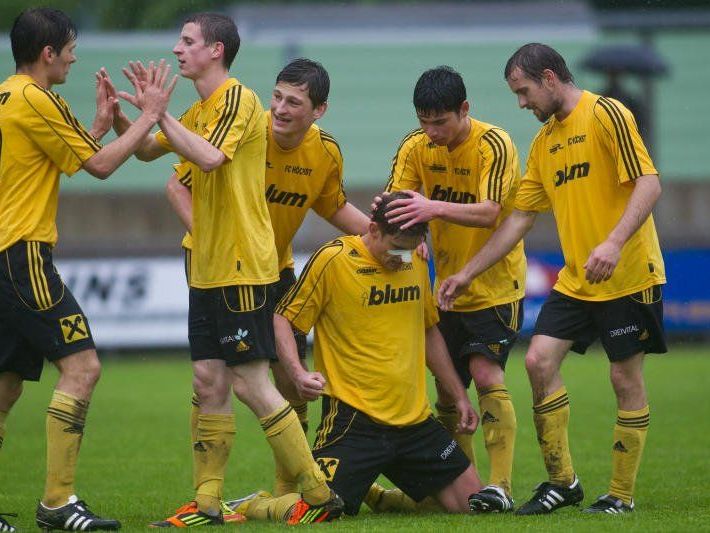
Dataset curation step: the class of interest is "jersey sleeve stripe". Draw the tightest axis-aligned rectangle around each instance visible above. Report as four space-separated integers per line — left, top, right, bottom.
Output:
178 169 193 188
207 86 236 146
275 241 343 314
37 88 101 152
482 129 507 202
597 98 643 179
209 85 242 148
386 129 425 192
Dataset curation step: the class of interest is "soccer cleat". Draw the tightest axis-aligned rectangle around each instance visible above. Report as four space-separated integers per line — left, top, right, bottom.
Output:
219 501 246 524
224 491 272 516
469 485 514 513
0 513 17 532
149 501 223 528
36 496 121 531
515 476 584 515
286 491 344 525
583 494 634 514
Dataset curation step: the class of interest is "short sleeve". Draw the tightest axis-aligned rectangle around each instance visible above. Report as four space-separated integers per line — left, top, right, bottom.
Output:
156 106 193 152
311 135 347 219
514 138 552 212
275 240 344 334
418 258 439 328
593 96 658 184
173 161 195 189
205 86 263 161
385 130 425 192
479 128 519 203
21 85 100 176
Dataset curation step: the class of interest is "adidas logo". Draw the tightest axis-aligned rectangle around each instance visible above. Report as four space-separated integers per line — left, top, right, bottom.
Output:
613 440 628 453
481 411 499 424
194 441 207 452
236 340 250 352
63 424 84 434
348 249 360 257
639 329 649 341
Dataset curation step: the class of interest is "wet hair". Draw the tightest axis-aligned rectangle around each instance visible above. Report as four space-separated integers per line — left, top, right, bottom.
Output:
183 12 240 69
371 192 428 238
11 8 77 69
413 66 466 115
504 43 574 84
276 58 330 108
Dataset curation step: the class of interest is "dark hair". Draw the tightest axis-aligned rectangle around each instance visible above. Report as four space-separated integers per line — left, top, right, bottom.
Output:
276 58 330 108
504 43 574 84
413 66 466 115
371 192 428 238
11 8 77 69
184 12 240 69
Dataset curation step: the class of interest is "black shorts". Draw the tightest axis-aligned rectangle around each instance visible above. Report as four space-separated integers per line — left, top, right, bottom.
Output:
438 299 523 386
0 241 95 381
534 287 667 361
311 397 470 515
273 268 306 359
188 283 278 365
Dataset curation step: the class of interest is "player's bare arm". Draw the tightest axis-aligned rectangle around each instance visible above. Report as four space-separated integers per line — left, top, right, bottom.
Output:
425 325 478 433
326 202 370 235
437 208 536 310
584 174 662 285
83 60 176 179
166 174 192 232
273 314 325 401
385 190 502 230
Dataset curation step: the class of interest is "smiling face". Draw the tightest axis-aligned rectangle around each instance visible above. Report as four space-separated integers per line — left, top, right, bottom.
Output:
172 22 217 79
270 81 325 141
416 103 470 150
47 39 76 85
506 66 561 123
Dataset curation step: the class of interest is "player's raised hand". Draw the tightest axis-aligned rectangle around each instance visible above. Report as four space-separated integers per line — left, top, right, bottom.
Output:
369 191 390 217
584 239 621 284
385 190 437 229
437 270 471 311
293 370 326 401
455 397 479 434
90 70 116 139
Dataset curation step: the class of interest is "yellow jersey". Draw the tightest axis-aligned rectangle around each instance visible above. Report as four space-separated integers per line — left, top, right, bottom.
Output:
156 78 278 287
387 117 526 311
265 112 347 271
515 90 665 301
276 235 437 427
0 74 100 251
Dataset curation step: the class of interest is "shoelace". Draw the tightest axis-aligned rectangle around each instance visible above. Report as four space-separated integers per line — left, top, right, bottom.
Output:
73 501 99 519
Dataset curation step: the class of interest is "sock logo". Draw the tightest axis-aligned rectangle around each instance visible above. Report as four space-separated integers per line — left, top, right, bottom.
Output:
193 441 207 452
613 440 628 453
59 314 89 343
316 457 340 481
63 423 84 435
481 411 499 424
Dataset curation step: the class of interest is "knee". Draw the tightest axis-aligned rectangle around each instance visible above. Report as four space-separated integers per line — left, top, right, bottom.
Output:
192 369 228 404
609 365 644 398
231 374 255 404
69 357 102 393
470 357 504 390
0 375 24 411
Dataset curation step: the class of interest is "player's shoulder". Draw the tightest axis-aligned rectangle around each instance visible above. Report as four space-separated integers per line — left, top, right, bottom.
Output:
592 92 635 123
475 120 515 148
301 238 347 277
19 79 66 114
395 128 429 154
315 125 343 160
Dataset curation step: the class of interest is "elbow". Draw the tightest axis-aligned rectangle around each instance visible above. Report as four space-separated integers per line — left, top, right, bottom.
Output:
84 162 112 180
199 151 226 173
479 203 502 228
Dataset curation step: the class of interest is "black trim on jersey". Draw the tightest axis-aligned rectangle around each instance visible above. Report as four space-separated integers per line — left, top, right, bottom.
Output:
319 130 342 156
209 85 242 148
178 168 193 188
275 240 344 317
597 97 643 180
28 85 101 152
481 129 508 203
386 129 426 192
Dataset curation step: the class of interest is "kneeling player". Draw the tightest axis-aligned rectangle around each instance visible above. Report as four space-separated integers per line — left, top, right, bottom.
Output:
227 192 484 522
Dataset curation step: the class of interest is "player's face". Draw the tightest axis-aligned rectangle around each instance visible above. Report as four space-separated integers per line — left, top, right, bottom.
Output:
270 82 325 139
507 66 558 122
416 105 469 150
48 40 77 85
173 23 215 79
375 231 422 271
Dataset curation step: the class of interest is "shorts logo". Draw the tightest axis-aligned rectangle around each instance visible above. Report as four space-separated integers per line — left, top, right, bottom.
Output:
639 329 649 341
59 314 88 343
316 457 339 481
219 328 251 352
440 440 458 460
488 343 501 355
609 324 639 337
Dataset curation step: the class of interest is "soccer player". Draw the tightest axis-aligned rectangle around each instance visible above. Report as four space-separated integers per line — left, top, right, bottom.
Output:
111 13 343 526
439 43 666 515
227 192 483 522
165 58 370 497
0 8 175 531
382 66 525 512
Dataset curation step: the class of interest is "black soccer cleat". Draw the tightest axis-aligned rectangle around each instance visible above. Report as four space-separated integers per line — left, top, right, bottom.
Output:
469 485 514 513
0 513 17 532
36 496 121 531
583 494 634 514
515 476 584 515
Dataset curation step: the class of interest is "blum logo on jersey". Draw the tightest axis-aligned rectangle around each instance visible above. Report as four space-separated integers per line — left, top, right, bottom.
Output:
554 162 590 187
430 184 476 204
265 184 308 207
364 284 421 306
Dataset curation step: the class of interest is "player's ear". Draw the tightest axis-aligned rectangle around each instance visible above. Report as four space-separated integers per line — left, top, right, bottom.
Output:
313 101 327 120
460 100 470 118
42 45 55 64
212 41 224 61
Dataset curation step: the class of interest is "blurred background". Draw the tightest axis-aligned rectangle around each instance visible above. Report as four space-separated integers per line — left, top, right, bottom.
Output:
2 0 708 348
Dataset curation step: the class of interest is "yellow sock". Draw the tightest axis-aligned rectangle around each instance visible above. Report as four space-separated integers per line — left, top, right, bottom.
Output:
260 402 329 505
533 387 575 486
271 399 308 496
244 493 300 522
190 394 200 488
436 403 475 466
291 399 309 434
0 410 7 450
478 385 516 495
609 405 650 505
43 390 89 507
193 413 235 515
364 483 441 513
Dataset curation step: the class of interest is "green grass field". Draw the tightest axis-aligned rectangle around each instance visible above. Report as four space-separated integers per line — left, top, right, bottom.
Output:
1 345 708 531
